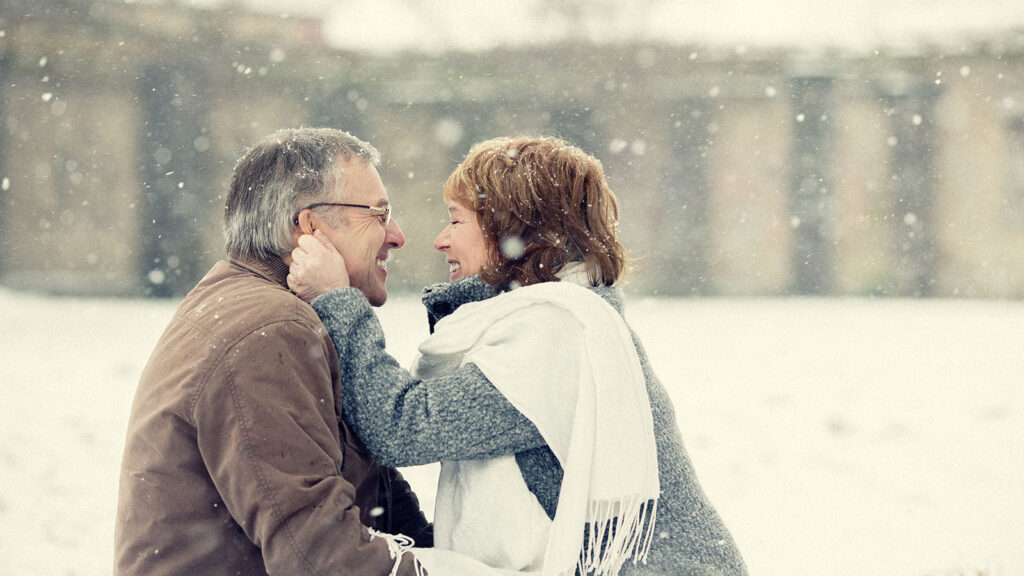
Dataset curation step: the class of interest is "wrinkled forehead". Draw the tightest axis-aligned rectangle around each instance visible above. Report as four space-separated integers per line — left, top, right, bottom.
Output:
335 156 388 204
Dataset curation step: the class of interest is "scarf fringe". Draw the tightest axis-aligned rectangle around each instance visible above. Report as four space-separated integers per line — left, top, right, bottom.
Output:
367 528 427 576
571 495 659 576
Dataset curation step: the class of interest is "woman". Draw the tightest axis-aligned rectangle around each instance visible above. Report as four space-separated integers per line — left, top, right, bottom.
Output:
288 136 747 576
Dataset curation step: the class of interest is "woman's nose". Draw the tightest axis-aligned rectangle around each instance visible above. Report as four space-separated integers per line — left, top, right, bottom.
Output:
433 225 451 252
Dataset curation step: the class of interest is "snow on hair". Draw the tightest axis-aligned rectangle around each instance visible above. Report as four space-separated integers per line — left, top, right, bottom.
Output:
443 135 626 290
223 127 380 261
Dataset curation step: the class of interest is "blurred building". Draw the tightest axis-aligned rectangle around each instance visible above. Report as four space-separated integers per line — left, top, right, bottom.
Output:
1 0 1023 297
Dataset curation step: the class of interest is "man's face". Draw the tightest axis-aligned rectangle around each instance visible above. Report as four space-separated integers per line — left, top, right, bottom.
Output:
315 159 406 306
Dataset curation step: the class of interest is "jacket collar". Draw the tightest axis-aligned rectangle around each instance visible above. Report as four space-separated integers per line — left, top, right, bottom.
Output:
230 255 291 288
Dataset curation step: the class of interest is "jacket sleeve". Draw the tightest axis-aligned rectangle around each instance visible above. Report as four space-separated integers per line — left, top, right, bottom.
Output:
310 288 549 468
382 466 434 547
193 319 420 576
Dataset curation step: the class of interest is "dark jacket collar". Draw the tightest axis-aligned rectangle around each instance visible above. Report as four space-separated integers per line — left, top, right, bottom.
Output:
421 275 625 332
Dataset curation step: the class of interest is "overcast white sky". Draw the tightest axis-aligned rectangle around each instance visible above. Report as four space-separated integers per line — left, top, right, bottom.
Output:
185 0 1023 54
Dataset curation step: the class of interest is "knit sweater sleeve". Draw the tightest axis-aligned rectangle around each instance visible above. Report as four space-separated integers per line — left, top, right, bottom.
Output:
311 287 548 468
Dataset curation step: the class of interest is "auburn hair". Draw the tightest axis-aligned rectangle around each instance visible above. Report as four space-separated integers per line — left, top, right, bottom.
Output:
443 136 626 290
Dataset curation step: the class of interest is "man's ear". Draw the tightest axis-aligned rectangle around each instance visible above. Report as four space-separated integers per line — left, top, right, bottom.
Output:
296 210 317 235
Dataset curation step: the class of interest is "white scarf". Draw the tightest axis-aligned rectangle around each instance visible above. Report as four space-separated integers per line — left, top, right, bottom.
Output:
411 268 660 576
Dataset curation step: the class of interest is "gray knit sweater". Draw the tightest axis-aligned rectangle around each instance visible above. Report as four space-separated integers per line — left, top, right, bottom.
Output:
312 277 747 575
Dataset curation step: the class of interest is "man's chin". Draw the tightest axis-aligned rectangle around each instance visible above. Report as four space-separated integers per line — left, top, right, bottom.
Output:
366 289 387 307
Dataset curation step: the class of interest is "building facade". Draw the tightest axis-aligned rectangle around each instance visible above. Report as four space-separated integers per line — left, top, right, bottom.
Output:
1 1 1023 297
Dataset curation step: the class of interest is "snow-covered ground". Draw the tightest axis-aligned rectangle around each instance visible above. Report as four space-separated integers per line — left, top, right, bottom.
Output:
1 287 1022 576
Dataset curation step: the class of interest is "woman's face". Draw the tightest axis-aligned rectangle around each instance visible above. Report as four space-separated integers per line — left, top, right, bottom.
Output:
434 200 488 282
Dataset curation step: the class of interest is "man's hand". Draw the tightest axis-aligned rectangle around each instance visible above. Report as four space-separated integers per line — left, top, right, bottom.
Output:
288 230 349 303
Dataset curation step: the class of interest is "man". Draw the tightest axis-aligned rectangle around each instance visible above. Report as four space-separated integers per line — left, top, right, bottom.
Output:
114 128 429 575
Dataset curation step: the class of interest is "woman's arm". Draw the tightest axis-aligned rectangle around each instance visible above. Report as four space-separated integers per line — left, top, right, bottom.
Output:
312 287 547 468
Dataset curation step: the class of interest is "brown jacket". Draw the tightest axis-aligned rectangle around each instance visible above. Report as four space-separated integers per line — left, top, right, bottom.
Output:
114 258 430 575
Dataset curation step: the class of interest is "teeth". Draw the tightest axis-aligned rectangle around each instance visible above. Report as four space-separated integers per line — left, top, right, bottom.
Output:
376 258 387 270
449 262 461 274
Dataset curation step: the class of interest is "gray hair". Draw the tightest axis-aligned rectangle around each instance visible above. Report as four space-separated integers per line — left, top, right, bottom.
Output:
224 127 381 261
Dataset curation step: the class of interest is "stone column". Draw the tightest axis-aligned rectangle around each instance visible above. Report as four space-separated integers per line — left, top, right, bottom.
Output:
788 74 836 295
653 98 711 295
138 63 208 297
879 76 940 297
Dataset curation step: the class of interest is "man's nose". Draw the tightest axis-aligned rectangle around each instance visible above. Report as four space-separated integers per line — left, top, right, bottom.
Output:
386 217 406 249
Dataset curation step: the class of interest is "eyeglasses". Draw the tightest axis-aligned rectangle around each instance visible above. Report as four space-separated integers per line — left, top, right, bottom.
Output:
293 202 391 227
